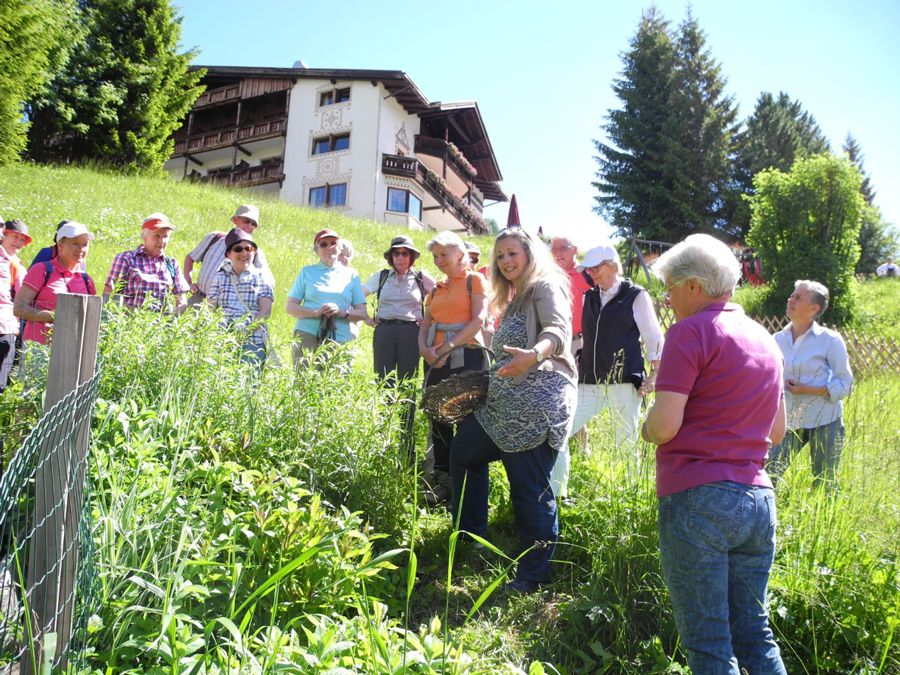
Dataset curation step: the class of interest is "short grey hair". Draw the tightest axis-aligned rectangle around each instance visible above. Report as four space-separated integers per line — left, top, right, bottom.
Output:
651 234 740 298
795 280 829 317
426 231 465 254
338 239 355 258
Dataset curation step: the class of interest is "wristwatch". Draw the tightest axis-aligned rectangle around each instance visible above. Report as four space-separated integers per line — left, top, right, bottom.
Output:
532 347 545 362
446 340 455 349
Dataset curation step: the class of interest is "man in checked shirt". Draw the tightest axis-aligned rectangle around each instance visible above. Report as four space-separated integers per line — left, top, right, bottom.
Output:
104 213 189 312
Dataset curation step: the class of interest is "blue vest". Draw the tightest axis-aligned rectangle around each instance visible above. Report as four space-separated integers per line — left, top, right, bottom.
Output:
579 279 646 389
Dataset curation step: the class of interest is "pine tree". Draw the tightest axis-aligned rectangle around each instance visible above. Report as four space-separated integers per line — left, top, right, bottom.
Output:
662 11 740 238
27 0 205 172
0 0 77 164
842 133 876 206
593 7 678 242
730 92 831 236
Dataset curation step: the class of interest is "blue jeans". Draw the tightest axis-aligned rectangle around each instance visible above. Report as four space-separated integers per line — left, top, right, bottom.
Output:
767 418 843 486
449 415 558 584
658 481 786 675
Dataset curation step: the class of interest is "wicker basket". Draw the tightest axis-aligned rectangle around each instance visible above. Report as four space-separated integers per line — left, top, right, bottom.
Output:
421 344 494 425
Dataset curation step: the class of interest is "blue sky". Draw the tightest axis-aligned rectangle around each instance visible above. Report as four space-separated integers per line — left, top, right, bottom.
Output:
174 0 900 250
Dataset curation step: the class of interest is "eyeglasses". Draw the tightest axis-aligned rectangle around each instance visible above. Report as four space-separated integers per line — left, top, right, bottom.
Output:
551 246 573 254
469 256 480 264
318 240 338 249
230 245 257 253
588 261 612 273
239 217 258 227
392 250 411 257
663 281 682 304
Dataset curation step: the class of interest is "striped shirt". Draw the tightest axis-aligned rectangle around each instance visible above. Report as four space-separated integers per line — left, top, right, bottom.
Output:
189 231 275 295
105 245 189 310
208 262 274 347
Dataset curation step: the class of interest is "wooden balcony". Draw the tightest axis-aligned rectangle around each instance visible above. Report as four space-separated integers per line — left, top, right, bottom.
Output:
381 154 487 234
173 117 287 155
414 135 478 181
201 160 284 187
194 84 241 108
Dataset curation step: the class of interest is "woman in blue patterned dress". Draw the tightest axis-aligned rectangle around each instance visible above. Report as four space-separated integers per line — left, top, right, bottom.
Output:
207 228 274 366
449 227 576 593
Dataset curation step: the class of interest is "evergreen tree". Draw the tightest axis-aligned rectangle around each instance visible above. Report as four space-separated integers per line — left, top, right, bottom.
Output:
593 7 678 242
0 0 77 164
842 133 876 206
662 11 740 238
27 0 205 172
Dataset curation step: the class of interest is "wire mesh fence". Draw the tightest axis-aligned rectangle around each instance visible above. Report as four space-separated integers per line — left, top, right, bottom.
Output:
0 369 101 673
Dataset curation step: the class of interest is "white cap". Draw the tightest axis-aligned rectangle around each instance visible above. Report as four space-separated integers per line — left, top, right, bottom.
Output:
56 221 95 242
576 243 620 272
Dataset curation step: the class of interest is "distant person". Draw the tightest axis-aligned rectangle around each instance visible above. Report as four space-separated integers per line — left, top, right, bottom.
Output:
184 205 274 306
464 241 481 269
363 235 436 460
767 281 853 485
642 234 787 674
29 220 85 273
104 213 189 312
285 229 367 368
1 220 34 390
14 222 97 383
206 229 274 366
875 256 899 277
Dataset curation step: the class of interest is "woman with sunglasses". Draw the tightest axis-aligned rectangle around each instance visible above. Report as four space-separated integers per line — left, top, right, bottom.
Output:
206 228 274 366
362 235 435 459
286 229 367 369
552 243 664 498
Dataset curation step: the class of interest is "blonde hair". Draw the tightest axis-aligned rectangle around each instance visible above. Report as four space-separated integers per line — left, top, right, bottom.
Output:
489 228 570 316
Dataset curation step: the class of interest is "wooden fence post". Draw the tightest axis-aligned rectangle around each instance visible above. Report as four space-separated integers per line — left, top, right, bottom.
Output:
25 293 101 674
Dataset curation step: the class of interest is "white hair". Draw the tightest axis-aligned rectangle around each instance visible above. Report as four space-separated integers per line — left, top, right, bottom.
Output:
651 234 740 298
795 280 829 317
426 230 466 253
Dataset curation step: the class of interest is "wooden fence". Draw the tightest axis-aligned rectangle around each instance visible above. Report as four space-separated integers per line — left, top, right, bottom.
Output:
653 304 898 377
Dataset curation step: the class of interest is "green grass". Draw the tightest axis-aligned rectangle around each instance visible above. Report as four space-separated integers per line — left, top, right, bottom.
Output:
1 163 899 673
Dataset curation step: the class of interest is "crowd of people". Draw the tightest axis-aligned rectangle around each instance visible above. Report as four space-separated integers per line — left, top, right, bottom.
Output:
2 205 869 672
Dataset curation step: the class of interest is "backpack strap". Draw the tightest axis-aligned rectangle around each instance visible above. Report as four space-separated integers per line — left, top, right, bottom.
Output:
375 269 390 305
199 232 226 261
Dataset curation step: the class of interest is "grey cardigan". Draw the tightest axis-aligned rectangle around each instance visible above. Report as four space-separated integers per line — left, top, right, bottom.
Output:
509 278 577 386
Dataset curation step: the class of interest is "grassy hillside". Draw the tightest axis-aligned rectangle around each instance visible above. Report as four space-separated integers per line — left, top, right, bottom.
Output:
0 163 496 361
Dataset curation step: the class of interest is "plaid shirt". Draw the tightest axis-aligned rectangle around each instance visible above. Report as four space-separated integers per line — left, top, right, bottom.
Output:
105 245 189 310
208 262 274 347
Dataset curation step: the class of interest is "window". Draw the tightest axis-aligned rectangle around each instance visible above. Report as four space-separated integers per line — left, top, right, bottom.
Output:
319 87 351 106
310 183 347 208
312 133 350 155
387 188 422 220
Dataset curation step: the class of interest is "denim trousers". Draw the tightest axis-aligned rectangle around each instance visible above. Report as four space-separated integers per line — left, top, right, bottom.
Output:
767 418 844 486
658 481 786 675
449 415 558 584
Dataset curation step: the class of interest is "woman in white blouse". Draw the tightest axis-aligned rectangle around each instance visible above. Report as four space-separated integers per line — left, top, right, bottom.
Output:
767 280 853 485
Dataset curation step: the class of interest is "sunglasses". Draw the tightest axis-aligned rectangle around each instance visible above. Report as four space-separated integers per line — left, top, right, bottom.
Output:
239 217 258 227
318 240 338 248
392 250 411 257
231 245 257 253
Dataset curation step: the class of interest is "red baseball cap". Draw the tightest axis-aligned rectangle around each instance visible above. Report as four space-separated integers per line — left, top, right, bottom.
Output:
314 229 339 244
142 213 174 231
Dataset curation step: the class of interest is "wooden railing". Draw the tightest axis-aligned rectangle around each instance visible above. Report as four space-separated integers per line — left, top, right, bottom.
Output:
653 304 898 377
201 161 284 186
414 135 478 181
173 117 286 154
194 84 240 107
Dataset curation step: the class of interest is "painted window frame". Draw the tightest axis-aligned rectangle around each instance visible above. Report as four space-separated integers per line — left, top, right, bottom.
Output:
310 183 348 208
319 87 351 107
312 133 351 155
386 187 422 220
